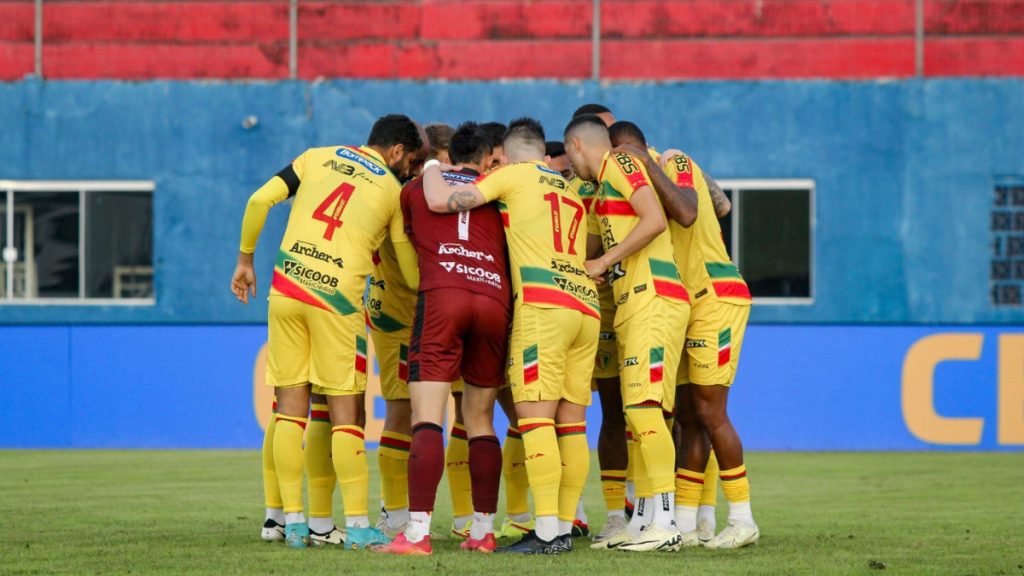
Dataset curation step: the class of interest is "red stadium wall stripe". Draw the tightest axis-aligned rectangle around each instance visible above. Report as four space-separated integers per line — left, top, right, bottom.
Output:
925 38 1024 76
0 4 33 41
0 43 33 80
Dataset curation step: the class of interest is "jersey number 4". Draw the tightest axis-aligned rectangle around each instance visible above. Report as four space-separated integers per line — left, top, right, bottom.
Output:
543 192 584 255
313 183 355 241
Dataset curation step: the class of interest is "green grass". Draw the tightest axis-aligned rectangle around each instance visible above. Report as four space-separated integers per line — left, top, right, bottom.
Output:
2 451 1023 575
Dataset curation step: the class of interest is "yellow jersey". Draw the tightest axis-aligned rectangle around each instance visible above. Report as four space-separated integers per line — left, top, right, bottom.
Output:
595 151 689 324
249 145 406 315
476 161 600 319
572 175 616 325
662 153 751 306
366 235 417 331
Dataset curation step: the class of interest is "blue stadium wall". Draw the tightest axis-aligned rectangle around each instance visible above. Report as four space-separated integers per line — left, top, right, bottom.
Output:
1 78 1023 449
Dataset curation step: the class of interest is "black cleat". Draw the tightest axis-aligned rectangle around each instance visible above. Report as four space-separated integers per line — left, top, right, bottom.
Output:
495 530 562 555
570 519 590 538
554 533 573 552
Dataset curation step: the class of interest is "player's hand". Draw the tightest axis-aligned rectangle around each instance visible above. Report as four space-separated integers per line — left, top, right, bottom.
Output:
231 253 257 305
613 143 648 163
426 160 460 173
585 258 608 283
658 148 684 167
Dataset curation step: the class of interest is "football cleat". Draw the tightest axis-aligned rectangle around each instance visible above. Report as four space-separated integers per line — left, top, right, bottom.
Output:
617 524 681 553
460 533 498 554
375 507 406 538
590 515 628 549
554 533 573 553
345 526 391 550
450 519 473 540
696 514 716 543
570 519 590 538
498 517 534 540
703 521 759 549
679 529 702 548
495 530 562 555
283 522 310 549
310 526 345 546
370 532 432 555
261 518 285 542
624 497 635 520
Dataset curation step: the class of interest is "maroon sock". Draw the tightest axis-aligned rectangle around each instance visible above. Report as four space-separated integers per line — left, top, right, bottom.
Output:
468 435 502 514
408 422 445 513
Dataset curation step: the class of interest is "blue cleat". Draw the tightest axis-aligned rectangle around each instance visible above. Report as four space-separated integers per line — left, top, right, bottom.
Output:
284 522 310 549
345 526 391 550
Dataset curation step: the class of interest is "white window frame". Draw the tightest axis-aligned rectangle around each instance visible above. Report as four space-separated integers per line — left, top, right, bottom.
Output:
716 178 815 306
0 180 155 306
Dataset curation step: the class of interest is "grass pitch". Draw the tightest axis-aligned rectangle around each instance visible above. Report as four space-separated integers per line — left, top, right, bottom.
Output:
2 451 1022 575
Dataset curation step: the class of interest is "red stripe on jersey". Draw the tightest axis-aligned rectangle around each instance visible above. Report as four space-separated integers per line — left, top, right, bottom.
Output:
523 363 539 384
624 169 649 191
500 211 510 228
398 360 408 382
355 354 367 374
713 281 752 300
650 365 664 383
718 347 732 367
653 279 690 302
595 199 637 216
522 286 601 319
271 272 332 313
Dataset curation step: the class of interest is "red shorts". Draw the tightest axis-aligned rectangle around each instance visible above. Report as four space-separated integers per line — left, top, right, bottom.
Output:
409 287 511 388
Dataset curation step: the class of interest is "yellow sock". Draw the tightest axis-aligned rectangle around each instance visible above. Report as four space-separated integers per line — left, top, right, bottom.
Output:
629 427 652 499
625 404 676 495
701 450 720 507
600 469 626 514
518 418 560 518
262 406 283 510
378 431 411 512
675 468 704 507
273 414 307 514
720 464 750 503
625 429 637 499
556 422 589 523
332 425 369 517
446 423 473 520
305 404 335 519
502 426 530 517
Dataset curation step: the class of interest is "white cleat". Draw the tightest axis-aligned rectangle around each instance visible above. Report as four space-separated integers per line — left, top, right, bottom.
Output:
310 526 346 546
697 515 716 544
679 529 702 548
617 524 682 552
590 515 628 549
261 519 285 542
375 507 406 539
704 521 759 549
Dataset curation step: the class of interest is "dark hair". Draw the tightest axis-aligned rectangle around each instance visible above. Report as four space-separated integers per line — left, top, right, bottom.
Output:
505 117 545 146
449 122 494 166
480 122 507 149
425 123 454 155
367 114 422 151
608 120 648 148
563 113 608 138
572 103 611 118
545 140 566 158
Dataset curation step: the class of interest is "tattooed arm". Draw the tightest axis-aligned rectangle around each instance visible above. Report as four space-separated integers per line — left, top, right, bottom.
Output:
705 173 732 218
422 163 487 214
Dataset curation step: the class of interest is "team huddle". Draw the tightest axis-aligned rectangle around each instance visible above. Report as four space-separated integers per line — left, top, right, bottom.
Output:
230 104 757 555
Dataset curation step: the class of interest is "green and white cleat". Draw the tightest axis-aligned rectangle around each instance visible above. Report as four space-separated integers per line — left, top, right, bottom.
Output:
284 522 310 549
617 524 681 552
261 519 285 542
345 526 391 550
590 515 627 549
310 526 346 546
703 521 759 549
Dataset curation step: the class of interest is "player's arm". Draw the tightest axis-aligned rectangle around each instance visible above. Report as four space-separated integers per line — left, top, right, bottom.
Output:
393 240 420 290
422 162 488 213
705 173 731 217
585 184 667 281
232 164 300 304
619 144 697 227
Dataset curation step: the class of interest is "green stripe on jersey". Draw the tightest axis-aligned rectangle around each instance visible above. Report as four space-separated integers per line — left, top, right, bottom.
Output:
706 262 742 279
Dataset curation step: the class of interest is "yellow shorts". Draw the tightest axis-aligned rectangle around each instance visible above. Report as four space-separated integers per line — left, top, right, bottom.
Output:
592 290 619 382
677 300 750 386
507 305 599 406
267 295 367 396
616 296 689 412
370 325 411 401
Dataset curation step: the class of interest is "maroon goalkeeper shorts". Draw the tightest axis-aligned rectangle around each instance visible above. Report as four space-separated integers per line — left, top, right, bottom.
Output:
408 287 511 388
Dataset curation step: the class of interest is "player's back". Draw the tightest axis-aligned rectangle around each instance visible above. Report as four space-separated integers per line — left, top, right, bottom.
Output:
272 145 403 315
401 170 511 308
476 161 599 319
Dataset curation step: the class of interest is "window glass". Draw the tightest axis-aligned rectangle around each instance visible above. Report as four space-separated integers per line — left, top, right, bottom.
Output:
14 191 80 299
86 192 153 298
737 189 811 299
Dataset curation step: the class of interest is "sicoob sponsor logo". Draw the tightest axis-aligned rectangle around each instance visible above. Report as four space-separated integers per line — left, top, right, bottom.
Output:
439 243 495 262
282 259 340 294
553 277 598 301
290 241 344 269
440 261 502 289
336 148 386 176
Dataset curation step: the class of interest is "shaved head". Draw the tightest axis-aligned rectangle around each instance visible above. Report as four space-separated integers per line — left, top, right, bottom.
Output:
563 114 612 182
503 117 546 162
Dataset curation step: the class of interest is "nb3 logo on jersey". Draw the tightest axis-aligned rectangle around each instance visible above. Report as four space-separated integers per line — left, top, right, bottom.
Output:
282 259 339 294
538 175 566 189
289 241 344 269
336 148 386 176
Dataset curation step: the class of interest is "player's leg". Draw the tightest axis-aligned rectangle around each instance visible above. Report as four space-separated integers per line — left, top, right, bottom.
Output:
260 398 285 541
617 298 688 552
266 296 314 548
498 386 533 539
689 303 758 549
592 375 628 546
374 328 413 537
305 394 342 545
446 390 474 538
